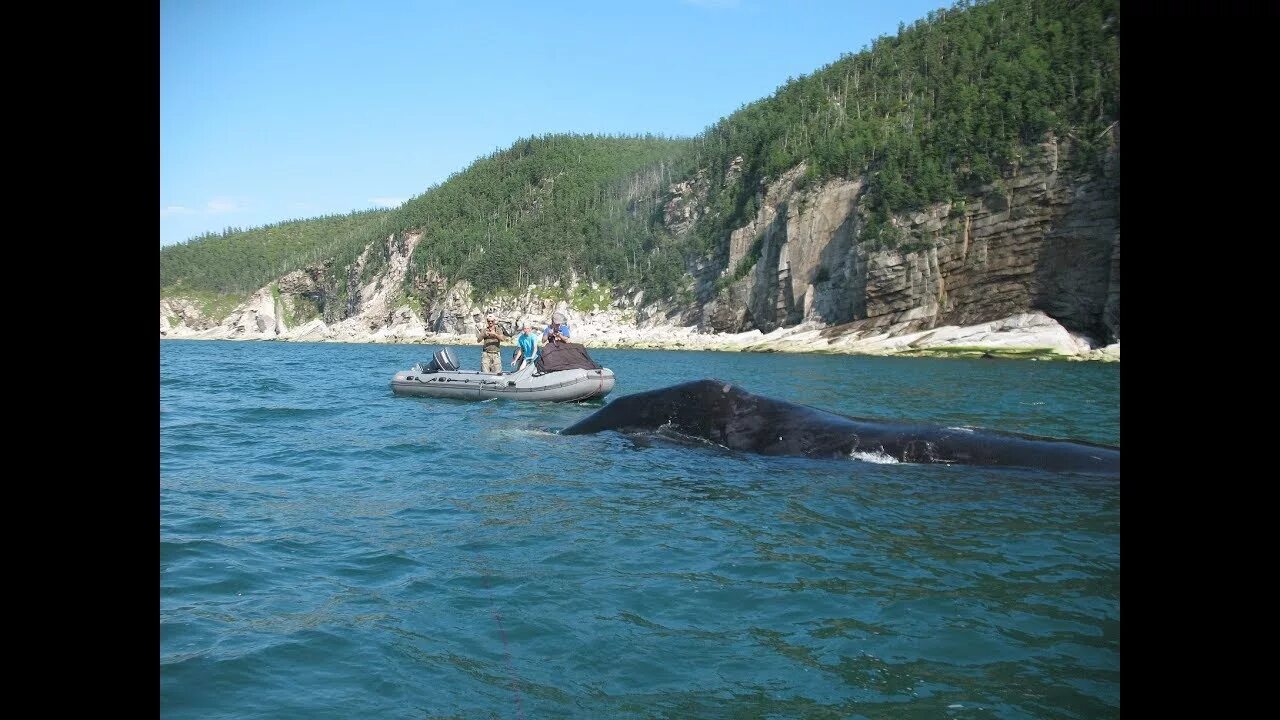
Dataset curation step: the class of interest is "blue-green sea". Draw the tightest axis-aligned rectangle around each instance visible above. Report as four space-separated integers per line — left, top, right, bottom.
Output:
160 340 1120 719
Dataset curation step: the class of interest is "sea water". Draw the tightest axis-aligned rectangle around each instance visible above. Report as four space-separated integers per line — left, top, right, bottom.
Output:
160 340 1120 719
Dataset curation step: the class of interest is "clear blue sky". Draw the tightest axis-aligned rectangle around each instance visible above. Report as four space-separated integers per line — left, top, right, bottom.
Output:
160 0 947 247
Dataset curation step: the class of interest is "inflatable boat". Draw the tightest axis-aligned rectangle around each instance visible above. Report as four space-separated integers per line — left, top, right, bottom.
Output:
390 346 616 402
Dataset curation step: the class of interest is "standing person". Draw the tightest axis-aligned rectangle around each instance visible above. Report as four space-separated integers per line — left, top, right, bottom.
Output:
511 323 539 370
476 314 508 374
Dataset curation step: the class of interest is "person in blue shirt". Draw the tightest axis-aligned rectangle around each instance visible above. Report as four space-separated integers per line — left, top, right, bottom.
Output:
542 311 571 346
511 322 540 370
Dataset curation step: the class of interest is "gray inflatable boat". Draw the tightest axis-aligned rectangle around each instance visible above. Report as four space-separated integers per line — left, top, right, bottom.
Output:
391 347 616 402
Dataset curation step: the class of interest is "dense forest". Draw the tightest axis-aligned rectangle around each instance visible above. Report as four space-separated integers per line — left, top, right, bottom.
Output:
160 209 391 295
380 133 695 298
682 0 1120 255
160 0 1119 312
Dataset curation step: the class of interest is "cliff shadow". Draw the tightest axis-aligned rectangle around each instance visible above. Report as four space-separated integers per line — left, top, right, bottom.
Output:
745 203 792 332
806 207 865 327
1031 175 1119 344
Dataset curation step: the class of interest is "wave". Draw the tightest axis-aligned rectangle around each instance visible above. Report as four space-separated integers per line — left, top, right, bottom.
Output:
850 449 900 464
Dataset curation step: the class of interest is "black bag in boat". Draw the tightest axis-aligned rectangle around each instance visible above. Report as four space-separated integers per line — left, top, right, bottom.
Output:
424 348 459 373
535 342 601 373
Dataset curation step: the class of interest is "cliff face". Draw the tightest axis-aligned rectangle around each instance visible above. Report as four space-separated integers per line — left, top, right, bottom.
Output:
160 227 627 344
692 134 1119 345
161 133 1119 358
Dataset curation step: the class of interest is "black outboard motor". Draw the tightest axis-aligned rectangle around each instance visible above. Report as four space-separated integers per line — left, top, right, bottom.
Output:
423 347 460 373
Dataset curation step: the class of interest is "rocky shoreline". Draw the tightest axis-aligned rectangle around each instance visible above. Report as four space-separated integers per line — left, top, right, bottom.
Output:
161 302 1119 362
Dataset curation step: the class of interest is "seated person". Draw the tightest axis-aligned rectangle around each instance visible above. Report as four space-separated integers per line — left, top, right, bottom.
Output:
542 311 571 346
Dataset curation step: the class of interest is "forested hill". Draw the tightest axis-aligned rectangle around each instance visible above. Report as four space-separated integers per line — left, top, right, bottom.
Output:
390 134 694 296
161 0 1119 320
160 134 695 298
160 209 391 295
682 0 1119 256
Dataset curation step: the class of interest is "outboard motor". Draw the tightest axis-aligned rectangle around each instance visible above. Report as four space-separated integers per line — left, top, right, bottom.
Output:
424 347 460 373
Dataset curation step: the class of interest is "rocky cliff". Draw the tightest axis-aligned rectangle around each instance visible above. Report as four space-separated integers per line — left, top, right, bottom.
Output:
691 132 1119 348
161 132 1119 360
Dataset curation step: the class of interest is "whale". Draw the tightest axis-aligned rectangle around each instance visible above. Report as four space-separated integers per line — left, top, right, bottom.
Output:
560 379 1119 476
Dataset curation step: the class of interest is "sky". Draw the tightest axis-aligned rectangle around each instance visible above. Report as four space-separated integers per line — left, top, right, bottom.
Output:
160 0 949 247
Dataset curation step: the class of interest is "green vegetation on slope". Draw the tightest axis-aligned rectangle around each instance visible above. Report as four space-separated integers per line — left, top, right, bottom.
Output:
158 288 248 323
387 133 695 298
160 209 391 294
160 134 695 309
684 0 1119 252
158 0 1119 315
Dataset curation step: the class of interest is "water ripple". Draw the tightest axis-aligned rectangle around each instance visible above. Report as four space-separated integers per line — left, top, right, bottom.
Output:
161 340 1119 719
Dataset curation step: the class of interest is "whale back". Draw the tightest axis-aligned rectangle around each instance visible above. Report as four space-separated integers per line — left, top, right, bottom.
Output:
560 379 1119 476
